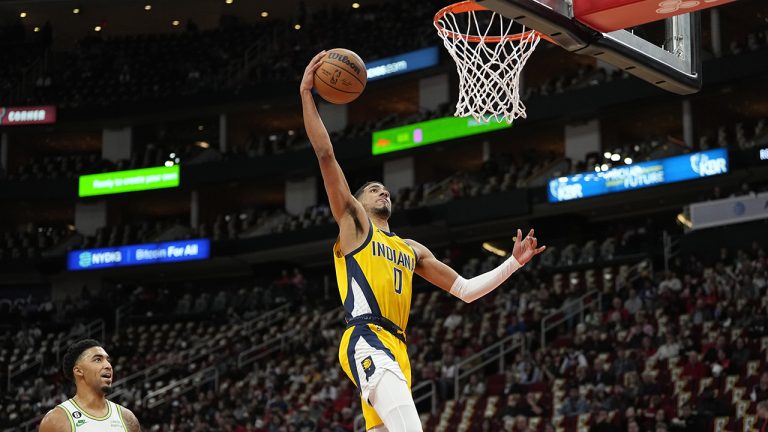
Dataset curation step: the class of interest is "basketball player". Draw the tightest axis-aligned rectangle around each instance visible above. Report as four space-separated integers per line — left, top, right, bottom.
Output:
301 52 545 432
39 339 141 432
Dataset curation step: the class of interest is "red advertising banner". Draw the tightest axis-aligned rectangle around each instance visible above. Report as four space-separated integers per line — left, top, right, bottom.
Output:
574 0 737 33
0 105 57 126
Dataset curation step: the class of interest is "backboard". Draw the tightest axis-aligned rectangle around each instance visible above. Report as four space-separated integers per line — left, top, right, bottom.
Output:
475 0 707 94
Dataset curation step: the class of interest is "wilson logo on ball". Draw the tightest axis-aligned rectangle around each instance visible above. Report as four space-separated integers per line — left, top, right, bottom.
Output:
327 52 362 75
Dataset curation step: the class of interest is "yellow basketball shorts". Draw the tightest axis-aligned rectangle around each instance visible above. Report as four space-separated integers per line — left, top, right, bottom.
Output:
338 323 412 430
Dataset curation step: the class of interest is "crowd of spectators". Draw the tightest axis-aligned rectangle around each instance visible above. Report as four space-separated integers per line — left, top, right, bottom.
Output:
2 225 767 431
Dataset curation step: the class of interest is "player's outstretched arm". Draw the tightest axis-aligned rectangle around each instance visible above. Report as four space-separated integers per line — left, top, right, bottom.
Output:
299 51 364 227
120 406 142 432
38 407 70 432
408 229 545 303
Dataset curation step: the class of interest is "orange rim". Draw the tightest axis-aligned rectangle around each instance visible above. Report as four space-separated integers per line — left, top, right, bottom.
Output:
434 0 555 44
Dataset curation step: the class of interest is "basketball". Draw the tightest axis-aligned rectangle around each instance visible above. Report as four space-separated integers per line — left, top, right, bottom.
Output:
314 48 367 104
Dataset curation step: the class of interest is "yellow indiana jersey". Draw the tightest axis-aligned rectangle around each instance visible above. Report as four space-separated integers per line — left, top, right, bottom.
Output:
333 219 416 331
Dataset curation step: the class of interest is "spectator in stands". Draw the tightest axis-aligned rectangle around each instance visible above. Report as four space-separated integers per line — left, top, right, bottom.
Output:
681 351 707 381
559 386 590 416
461 373 486 398
756 400 768 432
624 288 643 315
654 332 681 361
499 393 539 419
669 402 697 432
502 368 525 396
697 386 730 418
439 347 459 400
605 297 630 325
292 406 316 431
591 357 616 386
590 409 620 432
658 271 682 293
443 302 464 331
752 372 768 403
639 371 663 401
516 354 541 385
611 348 638 378
730 336 751 372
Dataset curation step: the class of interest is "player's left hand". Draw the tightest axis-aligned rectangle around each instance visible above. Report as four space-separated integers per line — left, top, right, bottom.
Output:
512 228 546 266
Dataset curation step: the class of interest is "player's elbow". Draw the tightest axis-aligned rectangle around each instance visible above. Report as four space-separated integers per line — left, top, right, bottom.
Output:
314 147 335 161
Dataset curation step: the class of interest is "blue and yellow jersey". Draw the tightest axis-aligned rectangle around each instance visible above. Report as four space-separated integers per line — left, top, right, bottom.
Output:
333 219 416 331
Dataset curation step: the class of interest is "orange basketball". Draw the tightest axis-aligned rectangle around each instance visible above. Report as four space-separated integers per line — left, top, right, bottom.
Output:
314 48 367 104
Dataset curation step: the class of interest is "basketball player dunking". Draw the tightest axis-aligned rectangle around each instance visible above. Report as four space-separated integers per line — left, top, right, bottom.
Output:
301 53 545 431
39 339 141 432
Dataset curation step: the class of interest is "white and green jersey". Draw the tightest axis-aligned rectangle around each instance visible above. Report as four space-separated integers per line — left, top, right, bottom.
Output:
56 398 128 431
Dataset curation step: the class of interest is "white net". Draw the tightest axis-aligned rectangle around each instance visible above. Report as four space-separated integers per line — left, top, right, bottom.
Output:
435 4 542 124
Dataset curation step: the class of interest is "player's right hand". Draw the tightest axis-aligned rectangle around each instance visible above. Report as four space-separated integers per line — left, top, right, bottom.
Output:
300 51 326 94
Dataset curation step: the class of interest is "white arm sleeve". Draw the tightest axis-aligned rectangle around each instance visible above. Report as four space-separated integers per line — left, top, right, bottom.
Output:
449 255 522 303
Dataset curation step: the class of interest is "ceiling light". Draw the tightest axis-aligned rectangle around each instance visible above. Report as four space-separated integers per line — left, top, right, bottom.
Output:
195 141 210 149
73 8 80 14
172 20 180 26
676 213 692 229
144 4 152 11
482 242 508 257
33 27 40 32
19 12 27 18
94 25 102 32
624 157 633 164
225 0 233 4
603 151 611 159
260 11 268 17
610 153 620 161
600 163 609 171
594 166 601 172
352 2 360 8
164 161 174 167
294 24 301 30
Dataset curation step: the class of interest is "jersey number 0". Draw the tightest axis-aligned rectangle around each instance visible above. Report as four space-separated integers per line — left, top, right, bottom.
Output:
393 268 403 294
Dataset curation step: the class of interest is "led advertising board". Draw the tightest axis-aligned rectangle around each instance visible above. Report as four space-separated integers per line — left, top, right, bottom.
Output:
372 116 511 155
0 105 57 125
366 46 440 82
79 165 180 197
548 148 729 203
67 239 211 271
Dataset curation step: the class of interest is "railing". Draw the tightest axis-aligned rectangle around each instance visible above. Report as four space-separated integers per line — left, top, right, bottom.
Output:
663 230 680 272
539 290 601 349
109 303 290 402
141 366 219 409
454 333 524 399
353 380 437 432
237 331 290 369
53 319 106 363
115 303 133 335
133 306 329 411
7 354 42 392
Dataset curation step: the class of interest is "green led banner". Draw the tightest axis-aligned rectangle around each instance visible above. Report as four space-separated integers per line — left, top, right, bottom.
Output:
372 116 512 155
79 165 180 197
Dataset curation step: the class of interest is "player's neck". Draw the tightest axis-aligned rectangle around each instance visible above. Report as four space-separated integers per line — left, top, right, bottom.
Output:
74 388 108 414
371 216 390 233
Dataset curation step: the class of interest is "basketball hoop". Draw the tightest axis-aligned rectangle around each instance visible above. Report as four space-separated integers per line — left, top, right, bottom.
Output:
434 1 554 124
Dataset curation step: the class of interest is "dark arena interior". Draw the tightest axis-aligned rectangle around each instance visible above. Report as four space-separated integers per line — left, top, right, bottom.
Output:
1 0 768 431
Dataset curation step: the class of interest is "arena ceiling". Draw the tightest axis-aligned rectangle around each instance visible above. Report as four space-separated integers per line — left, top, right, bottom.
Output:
0 0 385 47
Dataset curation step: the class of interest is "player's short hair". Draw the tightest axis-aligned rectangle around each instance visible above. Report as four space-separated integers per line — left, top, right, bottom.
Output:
354 181 385 199
62 339 102 381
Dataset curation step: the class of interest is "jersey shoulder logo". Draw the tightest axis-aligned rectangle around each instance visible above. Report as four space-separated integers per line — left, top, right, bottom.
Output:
72 411 82 419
